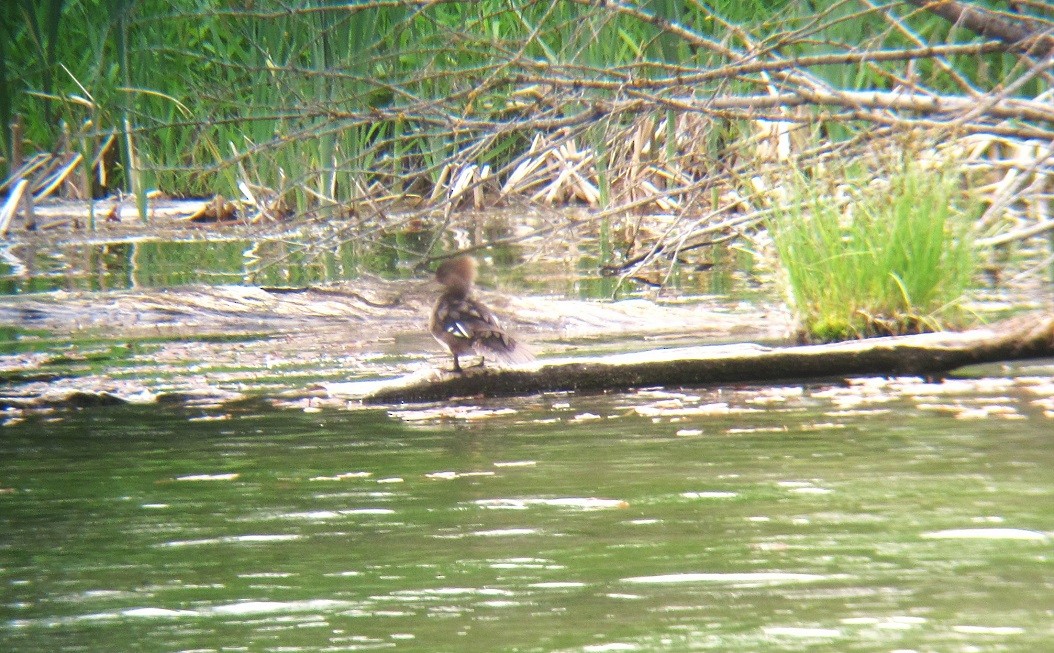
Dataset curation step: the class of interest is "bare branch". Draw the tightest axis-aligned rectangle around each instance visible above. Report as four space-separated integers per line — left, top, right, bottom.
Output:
906 0 1054 57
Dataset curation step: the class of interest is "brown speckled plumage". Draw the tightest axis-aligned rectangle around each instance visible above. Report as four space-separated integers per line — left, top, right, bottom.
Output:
430 255 533 372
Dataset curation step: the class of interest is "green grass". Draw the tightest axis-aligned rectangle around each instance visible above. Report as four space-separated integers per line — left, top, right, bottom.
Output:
769 159 976 342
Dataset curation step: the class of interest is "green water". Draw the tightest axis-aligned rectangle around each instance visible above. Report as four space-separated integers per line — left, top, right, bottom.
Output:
2 381 1052 651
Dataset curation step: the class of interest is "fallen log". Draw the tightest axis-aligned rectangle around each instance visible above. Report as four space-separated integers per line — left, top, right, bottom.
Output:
323 312 1054 405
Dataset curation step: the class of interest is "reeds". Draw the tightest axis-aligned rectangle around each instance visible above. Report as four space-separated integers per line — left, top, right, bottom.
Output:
2 0 1053 301
5 0 1051 210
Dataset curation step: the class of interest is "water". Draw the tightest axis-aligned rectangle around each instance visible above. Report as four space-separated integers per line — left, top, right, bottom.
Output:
0 236 377 294
3 376 1052 651
0 224 743 298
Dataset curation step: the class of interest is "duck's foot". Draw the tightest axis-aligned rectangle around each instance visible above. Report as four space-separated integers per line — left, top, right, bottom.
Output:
440 357 485 374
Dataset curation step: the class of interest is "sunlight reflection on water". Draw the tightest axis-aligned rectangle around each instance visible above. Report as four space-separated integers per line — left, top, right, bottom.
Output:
2 363 1053 650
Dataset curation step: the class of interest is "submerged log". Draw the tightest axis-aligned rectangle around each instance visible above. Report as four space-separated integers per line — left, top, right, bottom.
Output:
325 312 1054 405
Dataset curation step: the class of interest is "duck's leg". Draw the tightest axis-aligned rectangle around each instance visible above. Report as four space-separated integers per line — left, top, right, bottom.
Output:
451 352 463 373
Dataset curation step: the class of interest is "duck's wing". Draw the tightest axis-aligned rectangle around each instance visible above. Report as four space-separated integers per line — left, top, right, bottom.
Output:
440 296 535 364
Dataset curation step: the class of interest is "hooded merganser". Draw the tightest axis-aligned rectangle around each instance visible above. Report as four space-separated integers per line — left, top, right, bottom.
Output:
430 255 534 372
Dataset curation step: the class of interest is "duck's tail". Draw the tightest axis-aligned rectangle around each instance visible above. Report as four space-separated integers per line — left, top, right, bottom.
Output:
476 335 536 366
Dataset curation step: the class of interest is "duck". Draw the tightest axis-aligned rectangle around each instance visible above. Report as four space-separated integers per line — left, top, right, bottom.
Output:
430 255 534 372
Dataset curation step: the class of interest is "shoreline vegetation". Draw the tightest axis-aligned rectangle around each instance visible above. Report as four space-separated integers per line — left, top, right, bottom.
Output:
2 1 1054 341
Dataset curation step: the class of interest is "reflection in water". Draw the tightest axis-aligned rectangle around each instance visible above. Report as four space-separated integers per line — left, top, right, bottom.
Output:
0 223 737 299
0 237 369 294
1 373 1053 651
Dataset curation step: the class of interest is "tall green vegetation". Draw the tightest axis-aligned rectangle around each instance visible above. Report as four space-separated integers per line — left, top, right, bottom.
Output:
769 158 977 342
1 0 1039 204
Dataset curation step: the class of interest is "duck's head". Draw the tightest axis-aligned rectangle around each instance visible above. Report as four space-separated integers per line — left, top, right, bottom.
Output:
435 255 477 290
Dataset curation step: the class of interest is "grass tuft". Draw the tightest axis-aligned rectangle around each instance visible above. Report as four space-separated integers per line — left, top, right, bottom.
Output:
769 158 977 342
